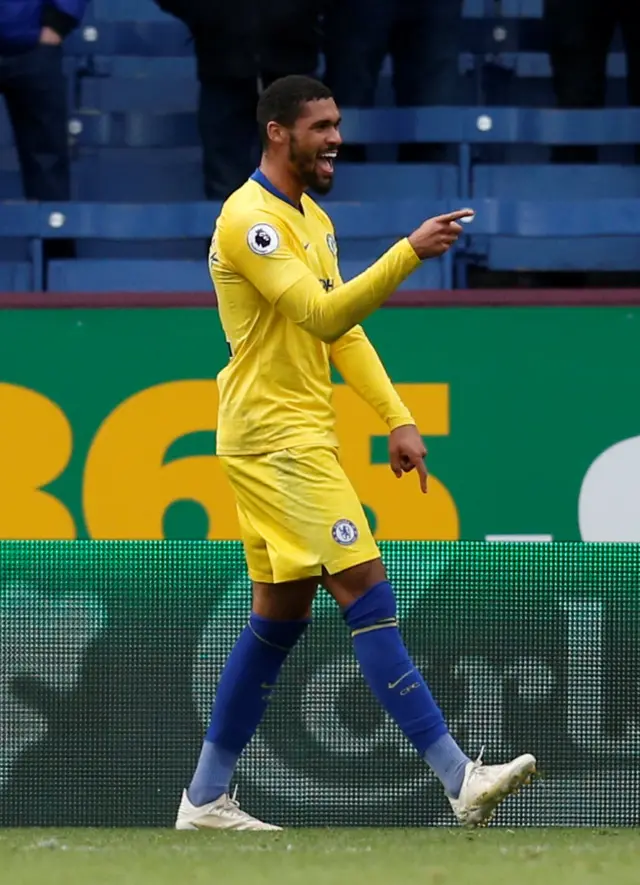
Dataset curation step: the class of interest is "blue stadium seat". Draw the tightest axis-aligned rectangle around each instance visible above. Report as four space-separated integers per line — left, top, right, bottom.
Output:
92 0 174 21
65 21 192 57
34 196 622 242
339 108 465 146
40 201 217 239
71 111 199 148
37 201 455 290
0 204 42 290
90 56 196 78
3 181 639 291
48 258 211 291
47 254 451 293
0 204 41 237
39 199 460 242
499 0 543 15
0 262 33 291
324 164 459 201
70 107 640 162
339 107 640 147
72 157 456 205
38 200 214 264
473 164 640 198
473 236 640 272
0 147 21 200
0 171 21 200
463 0 542 17
79 76 198 113
470 165 640 273
458 197 640 274
455 198 640 237
73 148 203 201
41 201 213 284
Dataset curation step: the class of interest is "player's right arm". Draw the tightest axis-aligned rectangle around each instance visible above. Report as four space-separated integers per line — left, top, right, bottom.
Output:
218 209 473 344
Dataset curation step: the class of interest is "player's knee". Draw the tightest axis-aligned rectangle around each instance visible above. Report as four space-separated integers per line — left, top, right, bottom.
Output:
342 580 397 633
324 557 387 609
252 579 317 621
249 612 310 649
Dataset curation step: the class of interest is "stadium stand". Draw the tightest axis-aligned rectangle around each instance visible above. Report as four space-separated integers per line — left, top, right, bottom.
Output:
0 0 639 292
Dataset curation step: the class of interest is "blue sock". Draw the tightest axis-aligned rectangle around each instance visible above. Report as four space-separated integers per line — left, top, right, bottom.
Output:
188 613 309 806
422 733 471 799
344 581 470 799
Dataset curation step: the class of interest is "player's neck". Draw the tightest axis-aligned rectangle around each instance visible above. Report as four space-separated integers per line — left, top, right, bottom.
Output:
258 158 304 209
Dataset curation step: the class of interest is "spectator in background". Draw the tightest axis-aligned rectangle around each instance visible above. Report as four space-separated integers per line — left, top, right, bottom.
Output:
323 0 463 163
154 0 325 200
545 0 640 162
0 0 87 203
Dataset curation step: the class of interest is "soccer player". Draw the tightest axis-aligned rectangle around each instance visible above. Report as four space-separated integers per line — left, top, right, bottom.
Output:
176 75 536 832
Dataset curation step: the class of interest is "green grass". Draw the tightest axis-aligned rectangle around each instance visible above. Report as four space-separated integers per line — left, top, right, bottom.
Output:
2 828 640 885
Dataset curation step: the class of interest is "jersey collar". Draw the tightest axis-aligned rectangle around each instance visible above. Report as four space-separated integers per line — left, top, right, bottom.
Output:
250 168 304 213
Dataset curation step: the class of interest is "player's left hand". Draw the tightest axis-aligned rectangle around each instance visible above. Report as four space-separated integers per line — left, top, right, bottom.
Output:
389 425 428 493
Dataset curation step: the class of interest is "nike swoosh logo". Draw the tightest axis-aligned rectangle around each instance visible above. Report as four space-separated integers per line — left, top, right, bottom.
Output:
388 669 414 690
303 243 310 250
261 682 277 690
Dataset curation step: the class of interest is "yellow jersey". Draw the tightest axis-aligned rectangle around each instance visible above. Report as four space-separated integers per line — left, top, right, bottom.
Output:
210 169 421 456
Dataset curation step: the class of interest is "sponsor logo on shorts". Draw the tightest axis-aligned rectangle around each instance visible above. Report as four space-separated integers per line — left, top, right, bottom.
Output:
332 519 359 546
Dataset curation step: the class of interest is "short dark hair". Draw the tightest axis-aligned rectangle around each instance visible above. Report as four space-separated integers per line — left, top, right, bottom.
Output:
257 75 334 148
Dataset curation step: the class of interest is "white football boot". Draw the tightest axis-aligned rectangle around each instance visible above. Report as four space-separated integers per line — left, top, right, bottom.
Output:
175 787 282 832
448 749 537 827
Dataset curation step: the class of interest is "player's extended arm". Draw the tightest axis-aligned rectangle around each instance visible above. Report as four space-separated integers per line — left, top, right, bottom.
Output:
273 240 420 343
330 325 415 431
220 215 420 343
221 209 471 343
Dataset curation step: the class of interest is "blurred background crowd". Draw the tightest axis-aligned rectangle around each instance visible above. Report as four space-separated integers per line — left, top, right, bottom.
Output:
0 0 639 290
2 0 638 201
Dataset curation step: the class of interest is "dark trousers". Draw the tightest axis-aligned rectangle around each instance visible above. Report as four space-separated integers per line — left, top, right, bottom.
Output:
544 0 640 161
0 43 70 200
199 71 314 201
323 0 463 162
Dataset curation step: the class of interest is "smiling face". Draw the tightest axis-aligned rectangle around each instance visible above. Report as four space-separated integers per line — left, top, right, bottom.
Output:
268 97 342 195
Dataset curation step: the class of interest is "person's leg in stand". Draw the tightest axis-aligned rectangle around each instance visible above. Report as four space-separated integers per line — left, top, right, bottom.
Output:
198 76 261 200
544 0 615 162
3 43 75 262
323 0 393 162
618 0 640 162
391 0 463 163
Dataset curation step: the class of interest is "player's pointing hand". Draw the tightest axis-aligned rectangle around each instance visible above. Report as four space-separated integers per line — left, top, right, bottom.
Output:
389 424 428 494
408 208 475 260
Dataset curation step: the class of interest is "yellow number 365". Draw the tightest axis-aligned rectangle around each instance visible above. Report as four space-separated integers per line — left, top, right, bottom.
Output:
0 382 459 540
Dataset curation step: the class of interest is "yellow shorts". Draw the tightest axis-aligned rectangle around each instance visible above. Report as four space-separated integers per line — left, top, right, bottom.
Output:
219 445 380 584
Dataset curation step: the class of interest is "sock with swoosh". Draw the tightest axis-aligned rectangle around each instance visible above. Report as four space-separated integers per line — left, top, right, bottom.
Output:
344 581 470 798
188 613 310 806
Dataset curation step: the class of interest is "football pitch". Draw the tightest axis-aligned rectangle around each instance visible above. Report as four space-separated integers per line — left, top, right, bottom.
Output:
2 828 639 885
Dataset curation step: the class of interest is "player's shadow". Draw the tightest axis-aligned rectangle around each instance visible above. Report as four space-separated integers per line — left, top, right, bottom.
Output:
0 588 216 827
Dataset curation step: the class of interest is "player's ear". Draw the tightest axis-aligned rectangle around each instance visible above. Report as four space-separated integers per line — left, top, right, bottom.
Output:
266 121 288 146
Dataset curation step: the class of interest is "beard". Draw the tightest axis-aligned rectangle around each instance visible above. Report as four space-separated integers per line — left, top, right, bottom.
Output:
289 135 335 196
